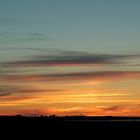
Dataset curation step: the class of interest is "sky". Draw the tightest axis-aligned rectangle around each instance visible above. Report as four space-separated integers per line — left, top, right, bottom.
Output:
0 0 140 116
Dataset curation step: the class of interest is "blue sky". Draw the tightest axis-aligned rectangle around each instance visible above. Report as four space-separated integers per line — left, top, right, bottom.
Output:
0 0 140 53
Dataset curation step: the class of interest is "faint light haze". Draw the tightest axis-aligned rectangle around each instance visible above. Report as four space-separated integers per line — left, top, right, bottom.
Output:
0 0 140 116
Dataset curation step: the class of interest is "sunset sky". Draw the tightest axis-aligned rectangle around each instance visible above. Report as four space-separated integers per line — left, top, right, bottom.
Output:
0 0 140 116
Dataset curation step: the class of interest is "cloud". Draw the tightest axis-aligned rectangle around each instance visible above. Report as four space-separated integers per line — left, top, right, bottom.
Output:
0 91 12 97
0 71 139 82
0 95 35 101
17 32 48 41
0 86 62 95
44 71 140 81
0 48 139 116
3 51 140 67
15 89 62 94
0 84 62 102
48 106 140 116
98 105 121 111
0 47 63 53
0 86 16 97
131 64 140 66
0 32 48 42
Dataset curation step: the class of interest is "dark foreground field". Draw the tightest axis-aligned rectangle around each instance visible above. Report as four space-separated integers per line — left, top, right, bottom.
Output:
0 116 140 139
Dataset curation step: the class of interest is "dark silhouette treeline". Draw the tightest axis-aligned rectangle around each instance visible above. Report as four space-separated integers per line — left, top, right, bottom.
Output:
0 115 140 139
1 114 140 121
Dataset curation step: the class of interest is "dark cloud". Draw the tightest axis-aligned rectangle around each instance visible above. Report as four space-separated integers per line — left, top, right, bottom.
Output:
100 106 121 111
0 85 61 94
1 50 140 83
15 89 63 94
0 86 16 97
0 91 12 97
4 51 140 67
0 85 63 102
0 95 36 101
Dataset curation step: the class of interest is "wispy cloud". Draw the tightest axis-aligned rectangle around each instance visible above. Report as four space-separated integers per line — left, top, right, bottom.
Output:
0 86 62 95
48 106 140 116
4 51 140 67
0 49 139 116
98 105 121 111
0 71 139 82
0 32 48 42
0 86 16 97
